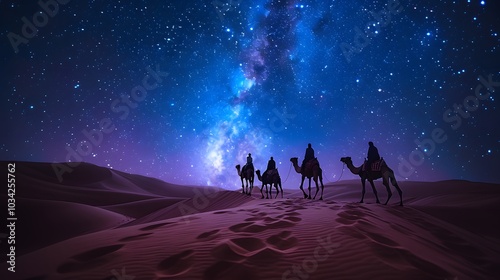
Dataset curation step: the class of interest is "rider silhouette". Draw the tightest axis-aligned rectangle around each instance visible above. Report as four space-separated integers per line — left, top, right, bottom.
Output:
243 153 253 172
366 142 380 171
301 143 315 172
267 156 276 170
266 156 276 176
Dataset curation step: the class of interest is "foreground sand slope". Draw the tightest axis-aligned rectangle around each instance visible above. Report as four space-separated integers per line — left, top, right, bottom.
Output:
8 196 500 280
1 162 499 280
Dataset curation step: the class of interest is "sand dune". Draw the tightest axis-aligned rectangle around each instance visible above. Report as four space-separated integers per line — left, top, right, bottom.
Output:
1 162 499 280
123 191 257 227
2 161 220 256
101 197 186 219
14 197 130 256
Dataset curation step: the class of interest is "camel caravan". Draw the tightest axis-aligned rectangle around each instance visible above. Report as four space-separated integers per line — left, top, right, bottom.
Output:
236 142 403 206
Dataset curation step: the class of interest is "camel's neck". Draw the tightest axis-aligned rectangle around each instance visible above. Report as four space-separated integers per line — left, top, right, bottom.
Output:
292 161 301 174
346 162 361 175
236 167 242 176
256 172 262 181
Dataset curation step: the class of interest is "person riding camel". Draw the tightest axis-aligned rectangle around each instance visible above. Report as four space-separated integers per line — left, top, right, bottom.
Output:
266 156 276 171
243 153 253 173
301 143 315 172
265 156 276 177
366 141 380 171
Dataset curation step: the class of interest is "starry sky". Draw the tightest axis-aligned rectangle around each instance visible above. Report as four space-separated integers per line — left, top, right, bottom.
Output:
1 0 499 188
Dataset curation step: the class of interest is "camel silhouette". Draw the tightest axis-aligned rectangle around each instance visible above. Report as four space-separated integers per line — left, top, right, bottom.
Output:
256 169 283 199
340 157 403 206
235 164 254 195
290 157 325 200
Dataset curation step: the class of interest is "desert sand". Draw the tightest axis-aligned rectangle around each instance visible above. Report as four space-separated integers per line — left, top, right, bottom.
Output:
1 161 499 280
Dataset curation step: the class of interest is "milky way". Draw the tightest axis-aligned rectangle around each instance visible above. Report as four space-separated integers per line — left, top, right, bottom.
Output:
1 0 499 188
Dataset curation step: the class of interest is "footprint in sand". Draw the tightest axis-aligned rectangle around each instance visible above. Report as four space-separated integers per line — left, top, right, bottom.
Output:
211 237 284 265
244 212 269 222
343 208 367 218
213 210 235 215
329 205 342 211
291 205 308 211
258 202 274 207
196 229 220 241
283 216 302 223
264 216 281 223
336 209 365 225
266 231 299 251
156 250 195 278
206 209 304 279
211 237 268 261
230 209 301 234
244 216 261 222
231 237 266 253
265 220 296 230
229 222 268 233
139 222 174 231
335 216 356 225
211 243 247 262
73 244 124 262
281 211 302 217
118 233 153 242
57 244 124 274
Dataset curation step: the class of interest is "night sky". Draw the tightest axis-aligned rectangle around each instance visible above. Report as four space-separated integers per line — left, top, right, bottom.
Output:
1 0 499 188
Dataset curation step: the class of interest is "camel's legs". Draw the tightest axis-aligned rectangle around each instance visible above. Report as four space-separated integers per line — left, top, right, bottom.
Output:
395 185 403 206
382 176 392 205
307 178 312 199
260 184 265 199
318 173 325 200
241 178 245 194
267 184 271 199
299 176 308 198
360 178 366 203
312 177 320 199
390 175 403 206
278 179 283 199
368 179 380 204
250 176 254 195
